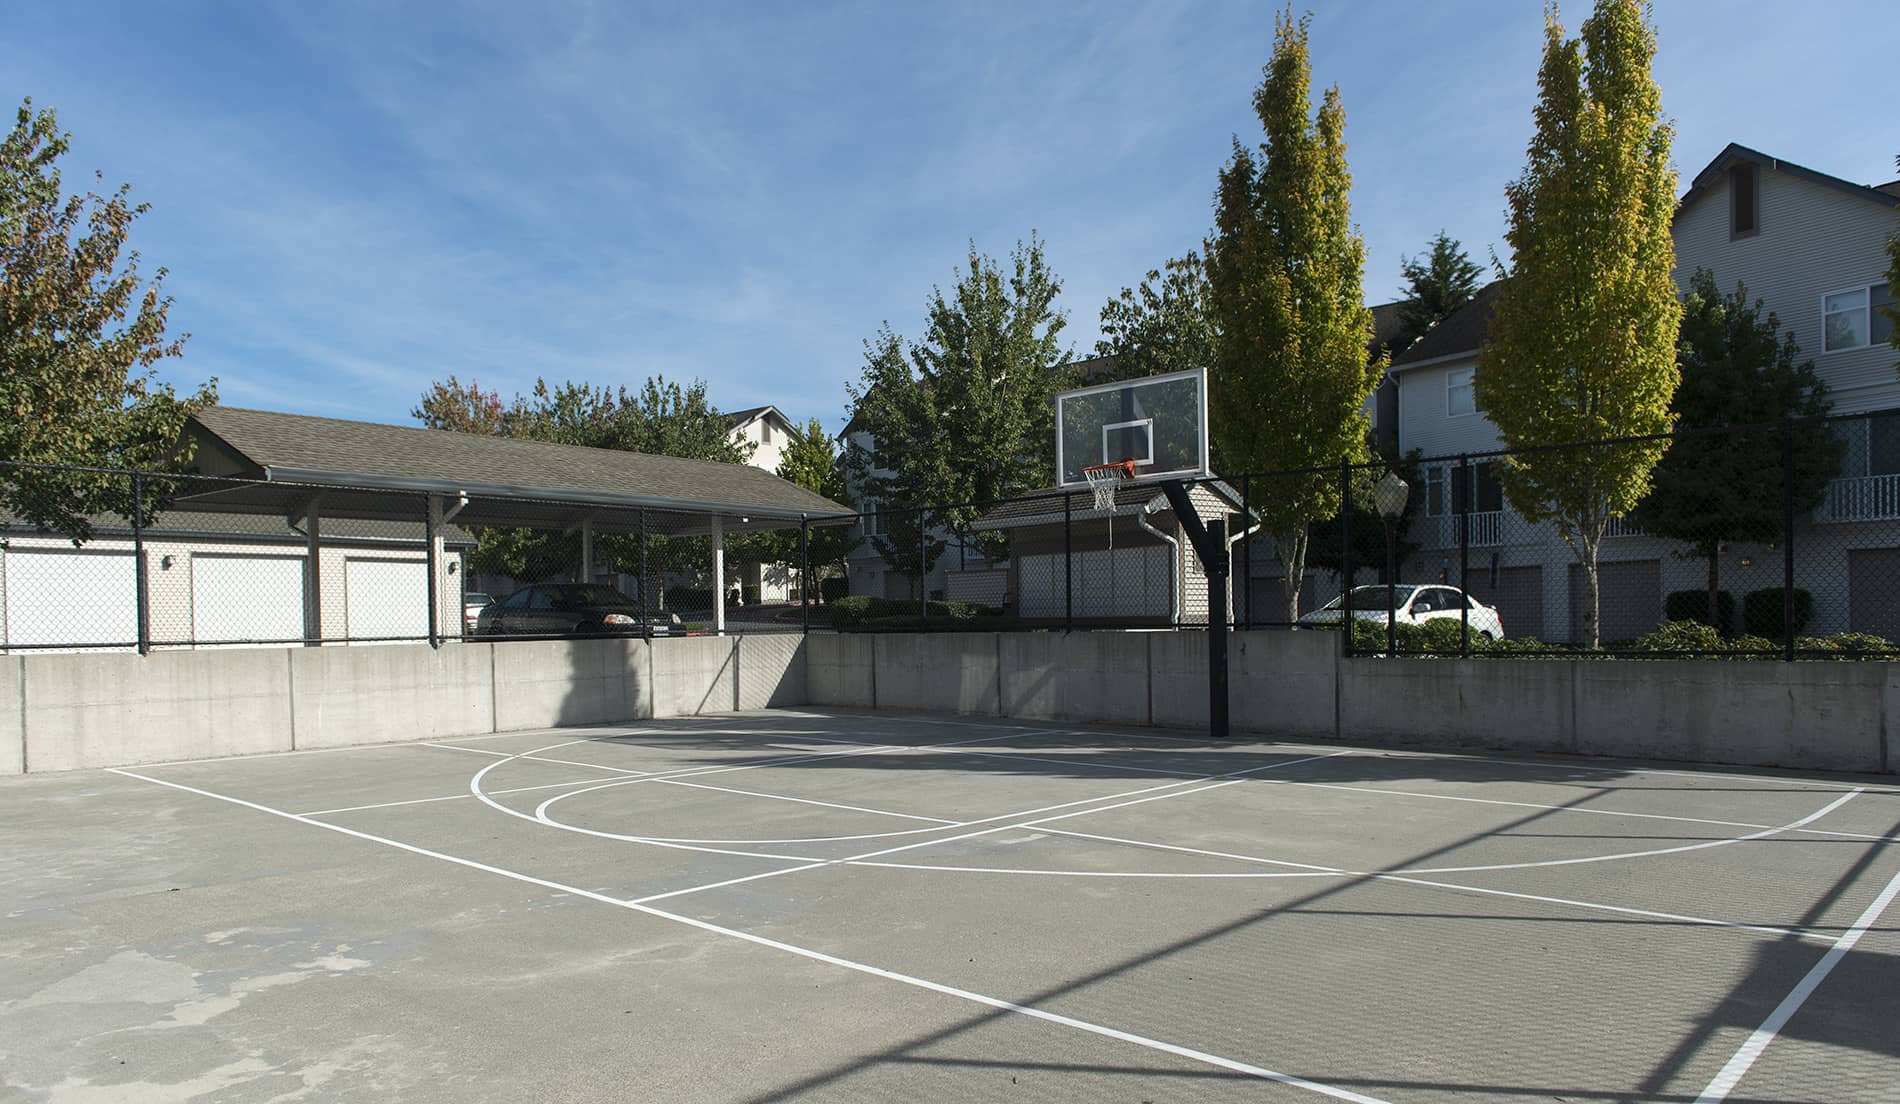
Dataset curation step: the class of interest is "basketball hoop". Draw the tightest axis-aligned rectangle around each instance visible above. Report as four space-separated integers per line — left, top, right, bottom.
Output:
1082 459 1137 512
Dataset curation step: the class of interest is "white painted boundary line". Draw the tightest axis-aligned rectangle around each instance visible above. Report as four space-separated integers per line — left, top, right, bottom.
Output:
107 767 1394 1104
1693 862 1900 1103
297 774 641 817
1034 827 1835 945
650 777 959 824
620 752 1352 906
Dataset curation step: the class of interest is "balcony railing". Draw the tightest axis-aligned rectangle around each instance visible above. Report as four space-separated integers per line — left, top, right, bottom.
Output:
1816 474 1900 523
1604 515 1644 538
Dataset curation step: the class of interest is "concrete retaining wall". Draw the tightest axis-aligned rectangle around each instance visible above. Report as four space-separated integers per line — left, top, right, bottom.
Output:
4 630 1893 775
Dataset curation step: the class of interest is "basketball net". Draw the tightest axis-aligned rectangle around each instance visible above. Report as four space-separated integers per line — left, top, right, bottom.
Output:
1082 460 1135 513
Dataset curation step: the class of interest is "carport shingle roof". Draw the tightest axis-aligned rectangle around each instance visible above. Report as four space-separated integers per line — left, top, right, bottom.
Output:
187 406 851 521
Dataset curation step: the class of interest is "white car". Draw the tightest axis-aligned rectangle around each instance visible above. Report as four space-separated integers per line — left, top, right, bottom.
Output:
462 592 495 635
1298 584 1504 641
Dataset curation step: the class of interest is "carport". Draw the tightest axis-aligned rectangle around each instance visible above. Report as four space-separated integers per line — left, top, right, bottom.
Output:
172 406 854 643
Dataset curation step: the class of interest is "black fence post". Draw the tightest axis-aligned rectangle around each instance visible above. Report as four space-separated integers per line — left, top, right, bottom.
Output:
1240 474 1252 631
1207 516 1230 739
1063 490 1073 632
639 508 651 640
132 473 150 656
918 509 929 627
1340 458 1353 657
800 517 811 636
1782 418 1796 661
1459 453 1470 658
424 493 439 649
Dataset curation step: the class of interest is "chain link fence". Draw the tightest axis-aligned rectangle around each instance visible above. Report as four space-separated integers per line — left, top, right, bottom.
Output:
0 462 820 652
8 411 1899 657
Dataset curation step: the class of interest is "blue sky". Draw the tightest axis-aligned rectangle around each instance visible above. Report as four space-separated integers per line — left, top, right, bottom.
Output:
8 1 1893 434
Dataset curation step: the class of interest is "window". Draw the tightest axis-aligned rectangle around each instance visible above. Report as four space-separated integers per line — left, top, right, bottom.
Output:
1447 367 1476 416
761 421 773 444
861 501 882 536
1451 462 1503 514
1824 283 1894 352
1728 162 1758 238
1424 467 1446 516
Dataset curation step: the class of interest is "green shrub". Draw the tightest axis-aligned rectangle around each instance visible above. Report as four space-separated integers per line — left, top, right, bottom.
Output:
826 595 1001 628
1728 634 1779 655
1630 619 1723 652
1742 588 1812 639
1809 632 1898 658
1665 589 1735 634
819 576 849 604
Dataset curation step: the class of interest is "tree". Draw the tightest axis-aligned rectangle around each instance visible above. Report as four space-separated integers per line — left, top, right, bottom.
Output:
1886 154 1899 367
1 98 216 539
1473 0 1681 649
412 376 504 435
415 373 751 583
845 235 1071 582
1303 447 1425 587
1095 253 1215 378
1204 10 1383 625
756 418 860 588
1631 270 1841 631
1394 231 1483 353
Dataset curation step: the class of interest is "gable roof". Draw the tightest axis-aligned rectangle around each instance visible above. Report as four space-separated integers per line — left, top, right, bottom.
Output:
1388 281 1505 370
1680 143 1900 214
1368 300 1409 359
183 406 851 529
724 404 793 430
1876 180 1900 200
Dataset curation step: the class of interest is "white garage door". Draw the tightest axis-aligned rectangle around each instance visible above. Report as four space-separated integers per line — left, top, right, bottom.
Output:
345 557 429 642
4 549 138 649
192 554 305 645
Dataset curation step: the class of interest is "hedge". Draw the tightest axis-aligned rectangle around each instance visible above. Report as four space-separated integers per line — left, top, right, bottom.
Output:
1743 588 1812 638
1665 589 1736 634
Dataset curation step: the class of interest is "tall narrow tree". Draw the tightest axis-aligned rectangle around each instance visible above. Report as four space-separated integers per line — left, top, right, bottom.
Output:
1474 0 1681 648
1204 10 1383 624
1885 154 1899 367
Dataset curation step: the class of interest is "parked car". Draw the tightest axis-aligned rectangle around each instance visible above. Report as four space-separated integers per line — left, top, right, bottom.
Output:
462 592 494 635
474 583 681 638
1297 584 1504 640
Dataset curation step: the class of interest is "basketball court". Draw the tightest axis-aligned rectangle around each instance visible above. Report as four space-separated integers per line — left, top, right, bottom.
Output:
5 708 1897 1102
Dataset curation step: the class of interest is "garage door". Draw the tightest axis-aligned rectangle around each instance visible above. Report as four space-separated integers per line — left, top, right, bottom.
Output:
192 554 305 645
345 557 429 642
3 548 138 649
1569 559 1662 646
1848 548 1900 641
1466 565 1545 640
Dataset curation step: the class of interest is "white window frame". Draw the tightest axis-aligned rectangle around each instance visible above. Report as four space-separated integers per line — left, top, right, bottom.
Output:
861 500 882 537
1424 466 1447 516
1822 283 1888 353
1446 367 1476 417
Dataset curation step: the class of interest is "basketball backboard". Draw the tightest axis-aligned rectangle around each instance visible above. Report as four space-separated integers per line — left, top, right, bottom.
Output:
1055 367 1208 487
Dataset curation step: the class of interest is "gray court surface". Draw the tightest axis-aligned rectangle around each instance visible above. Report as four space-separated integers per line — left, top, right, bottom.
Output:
4 710 1898 1103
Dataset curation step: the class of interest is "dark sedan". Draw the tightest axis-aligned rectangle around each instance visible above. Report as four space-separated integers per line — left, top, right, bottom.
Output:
473 583 680 638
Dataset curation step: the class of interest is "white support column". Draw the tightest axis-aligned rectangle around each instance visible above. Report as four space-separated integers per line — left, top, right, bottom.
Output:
580 517 595 583
712 516 726 636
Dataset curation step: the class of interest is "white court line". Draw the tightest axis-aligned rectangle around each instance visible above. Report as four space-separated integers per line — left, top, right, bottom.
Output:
1694 861 1900 1103
107 767 1393 1104
650 777 959 824
423 742 661 777
297 775 640 817
623 752 1352 906
1034 827 1834 945
1252 777 1900 844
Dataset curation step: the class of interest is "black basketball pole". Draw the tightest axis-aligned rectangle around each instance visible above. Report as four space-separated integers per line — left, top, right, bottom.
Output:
1158 479 1229 741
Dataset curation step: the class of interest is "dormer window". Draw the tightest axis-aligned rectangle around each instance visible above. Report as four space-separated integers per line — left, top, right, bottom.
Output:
1729 162 1758 239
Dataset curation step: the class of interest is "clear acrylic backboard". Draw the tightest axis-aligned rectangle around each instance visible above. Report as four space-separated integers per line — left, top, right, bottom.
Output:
1055 367 1209 487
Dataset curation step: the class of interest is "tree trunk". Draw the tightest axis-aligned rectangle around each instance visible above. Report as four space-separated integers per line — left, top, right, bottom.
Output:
1705 546 1722 636
1279 526 1310 625
1579 531 1602 650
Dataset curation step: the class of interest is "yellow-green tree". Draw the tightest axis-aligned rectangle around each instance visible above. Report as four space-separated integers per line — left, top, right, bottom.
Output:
1205 10 1382 624
1475 0 1681 648
1 99 216 539
1885 154 1899 367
